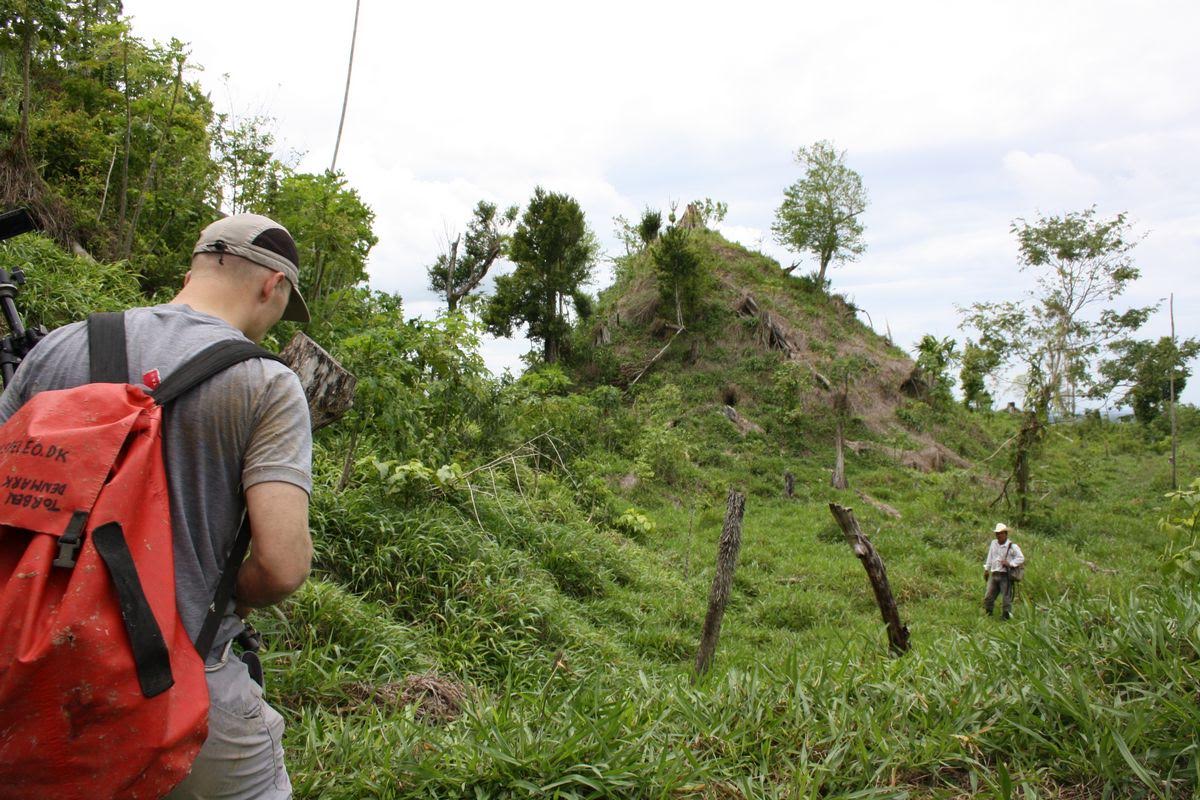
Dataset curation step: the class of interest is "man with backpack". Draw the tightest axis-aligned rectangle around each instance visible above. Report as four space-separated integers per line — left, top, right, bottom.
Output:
983 522 1025 620
0 213 313 798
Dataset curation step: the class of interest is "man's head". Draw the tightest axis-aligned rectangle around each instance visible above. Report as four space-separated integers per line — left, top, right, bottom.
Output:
191 214 309 325
993 522 1009 543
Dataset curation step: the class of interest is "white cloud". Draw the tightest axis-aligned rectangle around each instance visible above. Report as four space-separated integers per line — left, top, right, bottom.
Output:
121 0 1200 404
1002 151 1102 211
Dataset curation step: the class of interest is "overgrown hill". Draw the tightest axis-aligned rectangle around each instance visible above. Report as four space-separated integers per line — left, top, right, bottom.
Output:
592 228 977 479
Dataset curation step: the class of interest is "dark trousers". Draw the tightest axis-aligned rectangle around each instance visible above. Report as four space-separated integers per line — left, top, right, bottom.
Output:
984 572 1014 619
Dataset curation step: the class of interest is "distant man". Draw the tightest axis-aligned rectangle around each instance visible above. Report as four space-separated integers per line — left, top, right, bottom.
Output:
0 213 313 798
983 523 1024 620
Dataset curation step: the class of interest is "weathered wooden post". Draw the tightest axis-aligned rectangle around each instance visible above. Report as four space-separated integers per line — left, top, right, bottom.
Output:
784 471 795 498
694 489 746 678
827 503 909 655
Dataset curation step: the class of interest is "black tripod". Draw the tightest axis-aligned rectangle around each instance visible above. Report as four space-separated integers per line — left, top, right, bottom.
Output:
0 208 48 388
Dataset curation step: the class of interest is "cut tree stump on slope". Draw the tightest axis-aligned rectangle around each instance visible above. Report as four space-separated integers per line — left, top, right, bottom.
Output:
722 405 763 436
694 489 746 679
854 489 901 519
280 332 357 430
828 503 909 655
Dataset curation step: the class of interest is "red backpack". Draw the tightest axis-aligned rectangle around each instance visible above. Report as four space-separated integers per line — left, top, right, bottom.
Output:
0 312 281 799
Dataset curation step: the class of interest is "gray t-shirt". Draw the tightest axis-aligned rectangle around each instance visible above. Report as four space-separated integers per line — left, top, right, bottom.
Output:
0 304 312 659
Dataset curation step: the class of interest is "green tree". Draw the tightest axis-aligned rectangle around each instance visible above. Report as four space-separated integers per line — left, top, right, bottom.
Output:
1094 336 1200 424
427 200 518 312
682 198 727 229
959 339 1002 411
637 207 661 247
483 187 596 364
213 112 288 215
1 4 219 280
263 170 377 314
961 208 1154 418
771 140 867 286
913 335 958 408
651 225 705 327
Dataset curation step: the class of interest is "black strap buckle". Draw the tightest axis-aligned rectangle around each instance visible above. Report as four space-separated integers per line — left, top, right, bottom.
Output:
235 621 264 688
52 510 89 569
235 621 263 653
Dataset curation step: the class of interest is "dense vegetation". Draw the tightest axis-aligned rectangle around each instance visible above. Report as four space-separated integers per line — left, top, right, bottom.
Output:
3 6 1200 799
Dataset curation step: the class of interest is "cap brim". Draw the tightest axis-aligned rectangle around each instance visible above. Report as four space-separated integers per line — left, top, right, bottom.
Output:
283 287 311 323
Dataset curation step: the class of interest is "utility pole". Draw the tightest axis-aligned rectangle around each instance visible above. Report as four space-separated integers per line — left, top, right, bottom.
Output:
330 0 362 173
1170 293 1178 491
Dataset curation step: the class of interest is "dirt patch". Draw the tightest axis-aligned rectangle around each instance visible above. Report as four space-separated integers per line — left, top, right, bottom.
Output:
847 439 970 473
614 274 660 327
345 673 467 724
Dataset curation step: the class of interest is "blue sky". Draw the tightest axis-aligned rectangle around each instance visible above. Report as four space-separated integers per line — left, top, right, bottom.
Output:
125 0 1200 406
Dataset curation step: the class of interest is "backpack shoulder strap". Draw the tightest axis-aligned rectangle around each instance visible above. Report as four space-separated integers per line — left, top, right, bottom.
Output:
148 339 288 659
87 312 129 383
151 340 285 406
193 512 252 659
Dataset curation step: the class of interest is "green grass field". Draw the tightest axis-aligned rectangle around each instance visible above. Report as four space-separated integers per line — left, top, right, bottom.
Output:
258 380 1200 799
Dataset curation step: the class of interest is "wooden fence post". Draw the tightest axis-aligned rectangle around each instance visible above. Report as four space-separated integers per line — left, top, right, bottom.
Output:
827 503 909 655
694 489 747 678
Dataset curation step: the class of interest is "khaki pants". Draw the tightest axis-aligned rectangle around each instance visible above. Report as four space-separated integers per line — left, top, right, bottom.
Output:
165 645 292 799
984 571 1014 619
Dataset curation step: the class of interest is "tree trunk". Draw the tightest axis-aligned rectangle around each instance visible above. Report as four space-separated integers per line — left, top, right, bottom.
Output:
16 20 32 153
123 55 184 258
445 234 460 311
279 333 357 430
694 489 746 679
817 254 830 286
337 426 360 491
116 36 132 246
831 416 848 489
828 503 909 655
1014 410 1039 523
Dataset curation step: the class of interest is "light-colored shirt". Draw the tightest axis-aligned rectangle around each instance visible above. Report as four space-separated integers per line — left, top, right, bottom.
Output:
0 304 312 659
984 539 1025 573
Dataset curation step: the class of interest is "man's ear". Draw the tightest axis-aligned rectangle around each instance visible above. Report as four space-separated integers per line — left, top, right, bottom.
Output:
182 270 193 287
262 270 287 301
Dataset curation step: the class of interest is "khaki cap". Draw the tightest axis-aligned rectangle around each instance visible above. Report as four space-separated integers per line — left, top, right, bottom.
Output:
193 213 310 323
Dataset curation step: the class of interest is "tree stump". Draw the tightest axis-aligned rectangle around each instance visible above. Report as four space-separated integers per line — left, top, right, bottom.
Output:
784 472 795 499
279 332 357 431
831 417 848 489
827 503 909 655
694 489 746 678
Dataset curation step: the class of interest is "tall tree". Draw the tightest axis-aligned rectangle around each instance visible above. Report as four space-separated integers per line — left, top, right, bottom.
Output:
961 208 1155 419
961 208 1154 520
771 140 867 286
483 187 596 364
427 200 518 312
651 224 704 327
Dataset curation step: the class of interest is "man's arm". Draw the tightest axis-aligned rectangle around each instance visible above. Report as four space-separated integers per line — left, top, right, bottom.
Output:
235 481 312 608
